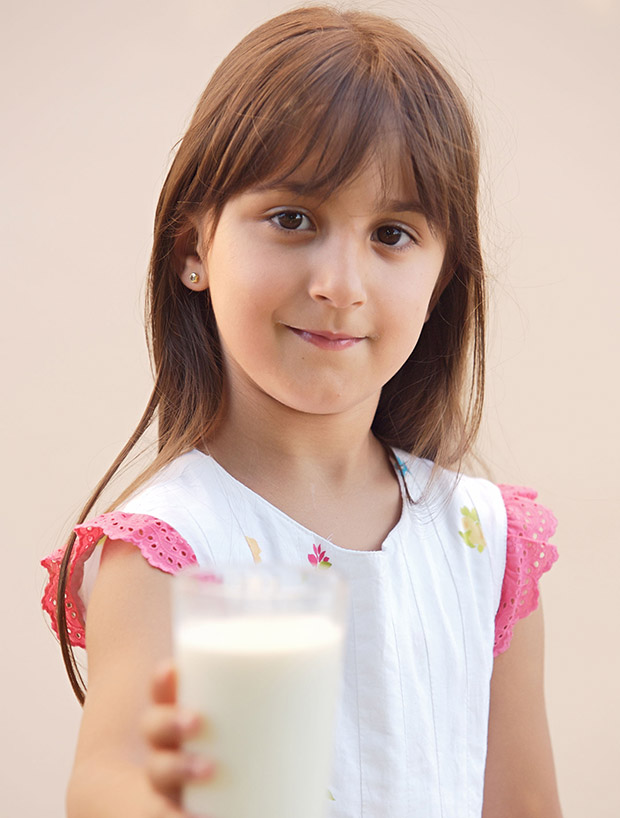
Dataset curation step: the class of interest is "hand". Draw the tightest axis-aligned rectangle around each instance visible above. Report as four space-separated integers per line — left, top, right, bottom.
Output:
142 662 216 816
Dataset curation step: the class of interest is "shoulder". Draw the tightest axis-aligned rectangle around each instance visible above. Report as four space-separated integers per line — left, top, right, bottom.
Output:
40 451 213 650
115 449 225 549
394 448 508 543
394 450 558 555
120 449 214 516
395 449 509 603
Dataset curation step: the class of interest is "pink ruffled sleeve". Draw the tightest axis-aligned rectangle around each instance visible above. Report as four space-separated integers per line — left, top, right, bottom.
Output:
493 486 559 657
41 512 198 649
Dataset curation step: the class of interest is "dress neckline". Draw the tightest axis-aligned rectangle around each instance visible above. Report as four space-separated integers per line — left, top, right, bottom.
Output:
189 447 413 555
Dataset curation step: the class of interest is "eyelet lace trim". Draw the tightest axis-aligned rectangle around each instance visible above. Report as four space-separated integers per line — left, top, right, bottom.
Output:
40 512 197 648
494 486 559 656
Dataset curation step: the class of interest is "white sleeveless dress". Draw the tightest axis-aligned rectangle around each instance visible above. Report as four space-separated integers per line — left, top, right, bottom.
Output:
41 448 559 818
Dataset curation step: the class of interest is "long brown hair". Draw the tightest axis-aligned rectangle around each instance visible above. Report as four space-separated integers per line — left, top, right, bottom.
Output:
58 5 486 702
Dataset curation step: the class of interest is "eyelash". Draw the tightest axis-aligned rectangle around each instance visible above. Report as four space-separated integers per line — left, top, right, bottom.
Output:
267 210 419 251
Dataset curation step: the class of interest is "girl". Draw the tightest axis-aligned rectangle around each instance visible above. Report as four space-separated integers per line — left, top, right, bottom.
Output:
42 5 563 817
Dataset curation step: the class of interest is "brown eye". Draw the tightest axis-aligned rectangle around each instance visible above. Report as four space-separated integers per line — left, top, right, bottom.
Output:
376 225 405 245
274 211 306 230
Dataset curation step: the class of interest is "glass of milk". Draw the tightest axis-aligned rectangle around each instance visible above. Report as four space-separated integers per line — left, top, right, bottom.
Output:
173 564 348 818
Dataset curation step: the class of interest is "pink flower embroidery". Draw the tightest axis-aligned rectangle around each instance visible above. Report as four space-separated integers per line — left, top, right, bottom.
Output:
195 571 224 584
308 543 332 568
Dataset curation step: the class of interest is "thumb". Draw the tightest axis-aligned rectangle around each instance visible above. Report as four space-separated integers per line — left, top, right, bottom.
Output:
151 660 177 705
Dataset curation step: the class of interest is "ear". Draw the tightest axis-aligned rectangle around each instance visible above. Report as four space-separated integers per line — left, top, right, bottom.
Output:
175 224 210 292
180 253 209 292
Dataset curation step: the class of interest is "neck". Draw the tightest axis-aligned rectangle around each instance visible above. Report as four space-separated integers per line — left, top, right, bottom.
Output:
206 381 385 488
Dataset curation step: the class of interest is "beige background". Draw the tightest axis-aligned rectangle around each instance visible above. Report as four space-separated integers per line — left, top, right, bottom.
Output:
2 0 618 815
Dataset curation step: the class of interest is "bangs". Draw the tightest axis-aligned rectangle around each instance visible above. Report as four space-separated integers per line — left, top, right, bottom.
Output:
184 12 471 234
246 85 425 219
234 53 416 203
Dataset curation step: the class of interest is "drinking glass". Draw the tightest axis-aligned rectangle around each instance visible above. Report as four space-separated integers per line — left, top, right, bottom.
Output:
173 563 348 818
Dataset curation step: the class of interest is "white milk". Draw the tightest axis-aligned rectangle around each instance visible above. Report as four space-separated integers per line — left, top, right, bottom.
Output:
177 614 344 818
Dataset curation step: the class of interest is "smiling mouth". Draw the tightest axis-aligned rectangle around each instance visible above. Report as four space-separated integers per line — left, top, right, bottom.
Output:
288 326 365 350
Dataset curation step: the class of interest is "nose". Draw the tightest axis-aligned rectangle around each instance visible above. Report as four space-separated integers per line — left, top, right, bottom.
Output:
308 236 367 309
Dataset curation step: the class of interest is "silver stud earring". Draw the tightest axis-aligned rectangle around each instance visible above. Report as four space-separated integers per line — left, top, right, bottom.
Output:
189 272 200 284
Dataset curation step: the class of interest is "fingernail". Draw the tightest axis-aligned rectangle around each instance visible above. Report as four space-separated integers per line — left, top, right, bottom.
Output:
187 756 215 779
177 711 201 733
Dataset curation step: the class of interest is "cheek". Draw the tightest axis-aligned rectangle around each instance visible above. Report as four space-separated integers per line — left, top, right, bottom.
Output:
384 284 431 328
379 288 433 357
209 242 292 304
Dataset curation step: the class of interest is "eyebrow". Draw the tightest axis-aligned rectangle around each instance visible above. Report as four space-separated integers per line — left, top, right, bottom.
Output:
254 180 311 195
253 182 427 217
377 198 427 216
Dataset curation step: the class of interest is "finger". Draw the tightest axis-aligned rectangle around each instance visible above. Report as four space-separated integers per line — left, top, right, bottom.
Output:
151 661 178 705
148 791 207 818
143 704 202 749
147 749 216 798
148 787 216 818
147 792 185 818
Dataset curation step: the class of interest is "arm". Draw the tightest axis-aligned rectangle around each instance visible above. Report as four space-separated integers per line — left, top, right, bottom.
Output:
66 540 210 818
482 601 563 818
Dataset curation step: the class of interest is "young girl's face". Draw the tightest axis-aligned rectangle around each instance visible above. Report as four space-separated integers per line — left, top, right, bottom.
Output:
188 156 446 421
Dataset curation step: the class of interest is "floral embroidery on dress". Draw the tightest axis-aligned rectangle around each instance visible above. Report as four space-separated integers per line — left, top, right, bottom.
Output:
458 506 487 552
395 455 409 475
308 543 332 568
327 789 335 801
245 536 262 564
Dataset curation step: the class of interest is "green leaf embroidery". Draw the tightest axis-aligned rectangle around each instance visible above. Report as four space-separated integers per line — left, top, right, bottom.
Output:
458 506 487 553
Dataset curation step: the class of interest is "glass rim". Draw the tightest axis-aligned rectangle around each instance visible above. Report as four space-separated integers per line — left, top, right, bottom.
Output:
174 562 347 599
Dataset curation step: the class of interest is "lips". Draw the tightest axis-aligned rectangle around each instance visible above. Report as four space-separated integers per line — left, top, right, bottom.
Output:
288 326 365 350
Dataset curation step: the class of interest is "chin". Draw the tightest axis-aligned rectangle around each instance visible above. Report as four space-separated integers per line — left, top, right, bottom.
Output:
268 385 378 419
